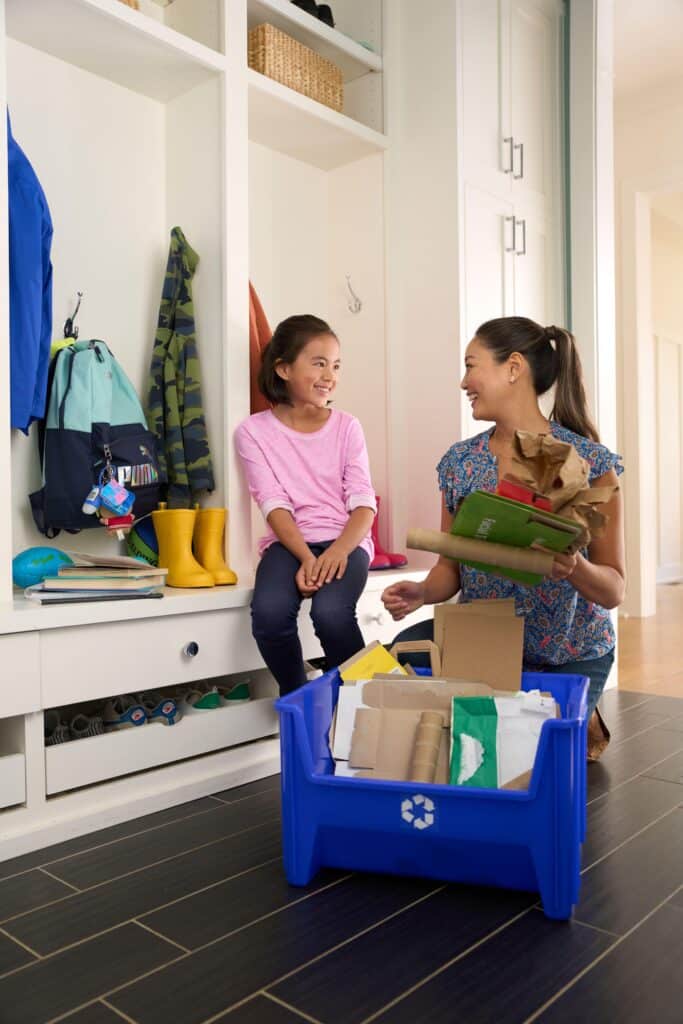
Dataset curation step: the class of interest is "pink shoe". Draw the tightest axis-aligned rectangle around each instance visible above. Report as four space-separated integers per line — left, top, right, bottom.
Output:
369 496 408 570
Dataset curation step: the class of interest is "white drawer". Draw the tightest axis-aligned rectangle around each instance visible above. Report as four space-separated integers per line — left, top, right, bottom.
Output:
0 633 41 718
0 753 26 809
40 608 263 707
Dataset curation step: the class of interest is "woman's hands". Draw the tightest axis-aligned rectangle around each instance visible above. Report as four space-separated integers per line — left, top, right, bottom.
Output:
381 580 426 621
548 550 580 582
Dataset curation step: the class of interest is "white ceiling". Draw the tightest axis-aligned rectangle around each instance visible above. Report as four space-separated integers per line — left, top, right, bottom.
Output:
614 0 683 100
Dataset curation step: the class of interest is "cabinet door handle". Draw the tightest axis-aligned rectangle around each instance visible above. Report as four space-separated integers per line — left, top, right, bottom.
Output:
513 141 524 179
515 218 527 256
502 136 514 174
183 641 199 658
504 216 516 252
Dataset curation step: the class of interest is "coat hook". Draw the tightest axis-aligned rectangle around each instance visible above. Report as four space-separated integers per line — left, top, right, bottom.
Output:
345 275 362 315
63 291 83 340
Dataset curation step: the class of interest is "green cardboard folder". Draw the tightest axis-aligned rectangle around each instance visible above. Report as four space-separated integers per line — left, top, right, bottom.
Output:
452 491 582 585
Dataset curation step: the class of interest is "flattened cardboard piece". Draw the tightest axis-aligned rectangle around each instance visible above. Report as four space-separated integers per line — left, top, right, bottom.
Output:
360 677 494 719
434 598 515 653
338 640 407 682
501 770 532 791
437 602 524 690
350 707 451 783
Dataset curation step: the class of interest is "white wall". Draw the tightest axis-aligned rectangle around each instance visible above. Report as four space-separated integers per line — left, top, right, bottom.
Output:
651 210 683 339
247 145 388 545
650 210 683 582
7 38 226 559
383 0 461 565
614 87 683 614
7 39 166 556
248 143 330 327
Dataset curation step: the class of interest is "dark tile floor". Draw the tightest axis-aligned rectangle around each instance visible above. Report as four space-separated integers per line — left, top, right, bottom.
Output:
0 688 681 1024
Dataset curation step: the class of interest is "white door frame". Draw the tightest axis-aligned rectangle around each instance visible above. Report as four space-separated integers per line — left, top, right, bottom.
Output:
569 1 619 684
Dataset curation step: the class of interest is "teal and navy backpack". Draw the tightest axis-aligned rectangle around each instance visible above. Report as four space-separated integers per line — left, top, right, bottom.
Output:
30 340 162 536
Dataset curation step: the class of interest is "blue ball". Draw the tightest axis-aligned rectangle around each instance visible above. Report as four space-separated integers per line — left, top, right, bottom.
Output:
12 547 74 589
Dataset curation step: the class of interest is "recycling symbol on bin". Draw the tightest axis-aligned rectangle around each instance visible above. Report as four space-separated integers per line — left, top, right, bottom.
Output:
401 794 435 831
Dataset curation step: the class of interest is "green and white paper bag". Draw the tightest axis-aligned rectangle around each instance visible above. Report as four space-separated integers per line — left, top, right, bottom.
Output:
449 691 556 788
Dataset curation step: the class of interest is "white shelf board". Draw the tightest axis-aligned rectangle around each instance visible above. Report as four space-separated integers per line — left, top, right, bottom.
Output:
0 565 422 635
5 0 226 103
248 68 388 170
45 699 278 794
247 0 382 82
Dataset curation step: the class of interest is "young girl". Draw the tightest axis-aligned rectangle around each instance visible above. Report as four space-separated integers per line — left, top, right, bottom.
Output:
382 317 625 760
235 314 376 694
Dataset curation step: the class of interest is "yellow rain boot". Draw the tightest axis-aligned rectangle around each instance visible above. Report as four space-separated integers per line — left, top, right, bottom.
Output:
152 504 215 588
193 507 238 585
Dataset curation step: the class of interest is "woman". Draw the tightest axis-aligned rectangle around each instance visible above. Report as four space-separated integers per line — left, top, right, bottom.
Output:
382 317 625 760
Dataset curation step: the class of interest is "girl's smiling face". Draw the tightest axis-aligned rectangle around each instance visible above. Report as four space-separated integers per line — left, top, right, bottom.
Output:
276 334 340 408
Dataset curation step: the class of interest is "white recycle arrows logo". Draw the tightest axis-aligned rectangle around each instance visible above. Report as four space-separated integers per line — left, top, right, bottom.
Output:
401 794 435 831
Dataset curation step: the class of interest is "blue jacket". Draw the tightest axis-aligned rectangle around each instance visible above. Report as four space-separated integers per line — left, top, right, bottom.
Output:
8 112 53 433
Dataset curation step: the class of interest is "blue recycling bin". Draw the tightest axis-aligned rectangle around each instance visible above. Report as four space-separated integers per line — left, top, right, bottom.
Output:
275 669 589 920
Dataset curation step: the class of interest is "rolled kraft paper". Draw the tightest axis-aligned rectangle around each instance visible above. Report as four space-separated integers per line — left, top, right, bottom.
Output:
409 711 444 784
406 528 554 577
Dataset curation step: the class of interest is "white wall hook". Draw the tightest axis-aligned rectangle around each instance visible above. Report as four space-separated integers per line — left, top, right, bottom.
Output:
345 274 362 314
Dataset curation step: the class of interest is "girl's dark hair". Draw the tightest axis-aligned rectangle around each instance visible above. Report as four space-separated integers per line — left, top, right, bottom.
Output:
475 316 600 442
258 314 336 406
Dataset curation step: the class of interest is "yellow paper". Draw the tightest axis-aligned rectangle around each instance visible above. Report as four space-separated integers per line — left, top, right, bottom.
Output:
340 642 408 682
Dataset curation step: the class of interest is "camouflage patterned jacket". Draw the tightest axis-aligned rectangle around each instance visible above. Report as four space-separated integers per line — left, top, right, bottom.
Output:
146 227 215 507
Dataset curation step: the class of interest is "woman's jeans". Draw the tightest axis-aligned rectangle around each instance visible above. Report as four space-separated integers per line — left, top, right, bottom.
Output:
251 541 369 695
392 618 615 717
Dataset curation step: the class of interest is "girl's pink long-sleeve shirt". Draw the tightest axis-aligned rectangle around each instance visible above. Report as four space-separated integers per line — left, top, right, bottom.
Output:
235 409 376 560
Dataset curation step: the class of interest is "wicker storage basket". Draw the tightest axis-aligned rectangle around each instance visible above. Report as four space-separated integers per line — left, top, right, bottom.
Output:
248 23 343 113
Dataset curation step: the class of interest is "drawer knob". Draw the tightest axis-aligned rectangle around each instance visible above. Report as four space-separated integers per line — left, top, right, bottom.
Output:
368 612 384 625
184 641 200 658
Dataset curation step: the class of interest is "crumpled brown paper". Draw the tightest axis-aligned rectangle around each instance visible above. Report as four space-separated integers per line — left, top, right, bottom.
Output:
507 431 619 549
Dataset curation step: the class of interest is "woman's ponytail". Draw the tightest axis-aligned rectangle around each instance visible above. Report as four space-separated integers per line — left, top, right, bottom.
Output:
476 317 601 442
548 327 600 442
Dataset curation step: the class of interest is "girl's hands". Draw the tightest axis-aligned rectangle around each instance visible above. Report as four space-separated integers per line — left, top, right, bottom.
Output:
295 543 350 595
381 581 425 621
310 542 349 585
295 557 321 597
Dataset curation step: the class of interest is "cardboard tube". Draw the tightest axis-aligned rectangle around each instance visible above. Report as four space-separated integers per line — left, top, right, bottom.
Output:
409 711 444 784
406 528 554 577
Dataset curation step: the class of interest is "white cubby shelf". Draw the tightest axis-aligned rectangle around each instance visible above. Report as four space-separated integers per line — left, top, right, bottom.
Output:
6 0 226 101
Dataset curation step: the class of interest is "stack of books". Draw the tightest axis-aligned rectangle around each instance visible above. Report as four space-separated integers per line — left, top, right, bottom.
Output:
25 552 167 605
